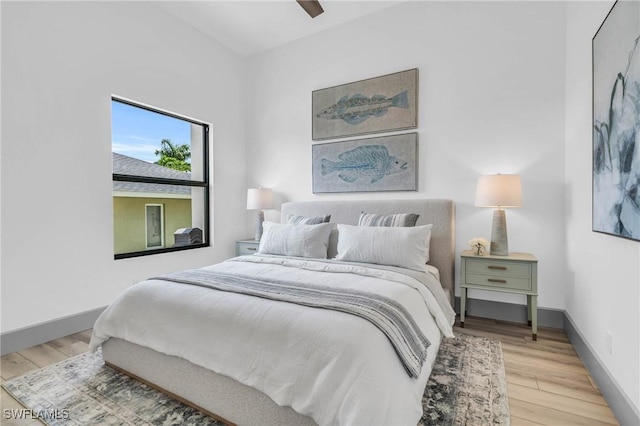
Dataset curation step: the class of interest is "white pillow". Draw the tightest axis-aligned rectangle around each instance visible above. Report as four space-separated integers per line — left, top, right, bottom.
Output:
258 221 333 259
335 224 433 271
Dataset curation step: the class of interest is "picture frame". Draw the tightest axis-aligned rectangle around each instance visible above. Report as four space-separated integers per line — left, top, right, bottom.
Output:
312 133 417 193
592 0 640 241
312 69 418 141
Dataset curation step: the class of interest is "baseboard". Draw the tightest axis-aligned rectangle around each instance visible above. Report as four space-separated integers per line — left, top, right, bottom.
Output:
454 296 565 328
0 306 106 355
564 313 640 426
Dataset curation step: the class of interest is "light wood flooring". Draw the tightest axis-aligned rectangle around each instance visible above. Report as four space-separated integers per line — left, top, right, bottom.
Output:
0 319 619 425
455 316 619 426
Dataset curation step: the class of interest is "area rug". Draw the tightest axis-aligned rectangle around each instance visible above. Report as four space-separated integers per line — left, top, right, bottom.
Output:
3 334 509 425
420 334 510 426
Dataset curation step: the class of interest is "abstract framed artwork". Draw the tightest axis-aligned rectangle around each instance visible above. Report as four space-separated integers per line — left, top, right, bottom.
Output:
312 133 417 193
592 0 640 241
312 69 418 140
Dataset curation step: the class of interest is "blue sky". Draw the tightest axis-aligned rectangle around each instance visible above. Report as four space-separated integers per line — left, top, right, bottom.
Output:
111 100 191 163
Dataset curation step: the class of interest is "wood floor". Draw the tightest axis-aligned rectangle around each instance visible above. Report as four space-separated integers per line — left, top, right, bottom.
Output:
455 316 619 426
0 318 619 425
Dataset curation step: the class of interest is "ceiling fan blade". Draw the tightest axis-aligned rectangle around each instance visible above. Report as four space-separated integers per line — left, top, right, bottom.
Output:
297 0 324 18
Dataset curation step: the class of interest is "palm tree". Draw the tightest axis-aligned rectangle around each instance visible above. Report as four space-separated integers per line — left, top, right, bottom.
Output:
155 139 191 172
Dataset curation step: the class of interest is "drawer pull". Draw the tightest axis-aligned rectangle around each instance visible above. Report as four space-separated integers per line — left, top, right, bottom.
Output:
488 266 507 271
246 247 257 251
487 278 507 284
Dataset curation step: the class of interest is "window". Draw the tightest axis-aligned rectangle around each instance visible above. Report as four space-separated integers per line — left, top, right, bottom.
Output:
112 97 209 259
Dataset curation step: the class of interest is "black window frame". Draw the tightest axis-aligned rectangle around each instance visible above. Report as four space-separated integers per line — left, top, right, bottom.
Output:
112 97 210 260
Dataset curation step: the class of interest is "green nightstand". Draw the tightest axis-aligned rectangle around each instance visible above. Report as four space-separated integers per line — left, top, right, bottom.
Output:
460 250 539 340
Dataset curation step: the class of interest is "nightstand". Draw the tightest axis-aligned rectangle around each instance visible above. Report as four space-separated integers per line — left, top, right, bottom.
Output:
460 250 539 340
236 239 260 256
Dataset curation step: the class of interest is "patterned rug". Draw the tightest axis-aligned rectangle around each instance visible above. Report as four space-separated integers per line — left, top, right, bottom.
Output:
3 334 509 425
420 334 510 425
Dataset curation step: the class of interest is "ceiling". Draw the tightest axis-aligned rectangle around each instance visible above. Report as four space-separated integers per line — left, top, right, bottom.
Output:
155 1 405 57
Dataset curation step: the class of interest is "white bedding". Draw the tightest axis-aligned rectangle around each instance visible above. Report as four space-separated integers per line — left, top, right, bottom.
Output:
90 255 455 426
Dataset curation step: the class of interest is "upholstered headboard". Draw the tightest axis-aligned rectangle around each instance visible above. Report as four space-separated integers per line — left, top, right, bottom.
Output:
281 199 455 306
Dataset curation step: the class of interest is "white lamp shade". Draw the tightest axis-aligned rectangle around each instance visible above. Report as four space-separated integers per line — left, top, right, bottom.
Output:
475 174 522 208
247 188 274 210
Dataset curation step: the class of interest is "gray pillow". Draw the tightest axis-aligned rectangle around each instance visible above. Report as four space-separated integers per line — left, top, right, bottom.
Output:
358 212 419 227
286 214 331 225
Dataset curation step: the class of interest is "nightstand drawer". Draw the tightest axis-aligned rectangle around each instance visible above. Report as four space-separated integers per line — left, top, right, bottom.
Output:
236 240 260 256
465 259 531 279
465 273 532 291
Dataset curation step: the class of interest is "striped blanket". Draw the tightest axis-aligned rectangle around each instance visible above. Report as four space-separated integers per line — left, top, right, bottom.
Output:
153 269 431 378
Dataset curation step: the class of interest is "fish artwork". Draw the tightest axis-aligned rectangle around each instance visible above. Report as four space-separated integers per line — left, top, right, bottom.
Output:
316 91 409 125
321 145 407 184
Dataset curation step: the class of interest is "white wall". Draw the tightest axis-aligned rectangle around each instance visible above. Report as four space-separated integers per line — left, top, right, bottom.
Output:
245 1 568 310
565 1 640 413
1 2 247 332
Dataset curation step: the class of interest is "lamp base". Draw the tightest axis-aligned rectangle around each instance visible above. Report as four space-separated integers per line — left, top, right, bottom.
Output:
254 210 265 241
490 209 509 256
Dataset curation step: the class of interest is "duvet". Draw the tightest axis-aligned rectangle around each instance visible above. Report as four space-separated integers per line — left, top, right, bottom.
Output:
90 255 455 426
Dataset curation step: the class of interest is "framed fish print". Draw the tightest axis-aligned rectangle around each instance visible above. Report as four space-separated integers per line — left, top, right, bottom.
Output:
312 133 417 193
312 69 418 140
592 0 640 242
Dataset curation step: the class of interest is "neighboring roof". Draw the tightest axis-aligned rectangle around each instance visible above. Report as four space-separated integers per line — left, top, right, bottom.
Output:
112 152 191 196
113 152 191 180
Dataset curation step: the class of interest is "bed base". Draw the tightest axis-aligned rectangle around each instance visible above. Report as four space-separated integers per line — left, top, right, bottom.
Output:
104 361 232 425
102 338 317 426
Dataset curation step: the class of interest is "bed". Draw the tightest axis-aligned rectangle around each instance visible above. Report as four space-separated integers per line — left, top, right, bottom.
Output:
90 199 456 425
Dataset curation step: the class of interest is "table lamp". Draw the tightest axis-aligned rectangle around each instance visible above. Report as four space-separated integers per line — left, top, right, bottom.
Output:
475 174 522 256
247 188 274 241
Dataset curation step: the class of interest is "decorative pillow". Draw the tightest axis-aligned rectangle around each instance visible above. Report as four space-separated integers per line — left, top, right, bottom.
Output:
258 221 333 259
286 214 331 225
358 212 419 227
335 224 433 271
